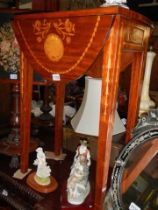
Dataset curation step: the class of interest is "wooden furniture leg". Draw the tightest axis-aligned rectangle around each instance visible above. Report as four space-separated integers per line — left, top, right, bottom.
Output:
125 52 147 143
20 52 33 173
95 17 124 209
54 83 65 155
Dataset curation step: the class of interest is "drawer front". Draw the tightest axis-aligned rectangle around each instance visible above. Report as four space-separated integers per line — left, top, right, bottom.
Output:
126 25 144 45
123 21 149 50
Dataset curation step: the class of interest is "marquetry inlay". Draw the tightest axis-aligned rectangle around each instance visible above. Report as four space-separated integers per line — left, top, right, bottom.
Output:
33 19 51 43
33 18 75 62
53 19 75 44
17 15 100 74
44 33 64 62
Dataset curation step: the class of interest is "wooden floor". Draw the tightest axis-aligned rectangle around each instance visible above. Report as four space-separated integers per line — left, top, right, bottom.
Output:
0 126 96 210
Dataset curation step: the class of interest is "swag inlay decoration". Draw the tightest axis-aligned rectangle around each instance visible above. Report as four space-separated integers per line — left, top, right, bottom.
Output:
16 15 101 75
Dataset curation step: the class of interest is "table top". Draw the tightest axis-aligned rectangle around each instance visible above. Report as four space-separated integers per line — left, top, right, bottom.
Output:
13 6 152 82
14 6 151 25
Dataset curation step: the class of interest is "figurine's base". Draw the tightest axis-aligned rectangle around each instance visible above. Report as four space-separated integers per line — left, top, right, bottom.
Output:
34 174 51 186
67 182 90 205
27 172 58 193
61 181 94 210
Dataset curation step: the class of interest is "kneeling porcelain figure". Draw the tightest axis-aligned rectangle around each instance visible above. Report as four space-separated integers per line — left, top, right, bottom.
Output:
67 140 91 205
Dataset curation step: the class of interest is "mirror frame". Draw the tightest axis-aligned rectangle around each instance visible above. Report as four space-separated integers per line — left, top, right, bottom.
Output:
109 109 158 210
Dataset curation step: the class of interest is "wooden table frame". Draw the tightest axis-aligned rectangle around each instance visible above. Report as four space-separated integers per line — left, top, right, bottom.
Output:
13 6 152 210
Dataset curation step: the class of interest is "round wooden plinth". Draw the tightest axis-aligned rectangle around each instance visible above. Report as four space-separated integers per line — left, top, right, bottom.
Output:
27 172 58 193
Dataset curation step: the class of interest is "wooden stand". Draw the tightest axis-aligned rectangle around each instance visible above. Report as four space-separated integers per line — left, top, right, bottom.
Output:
31 84 54 136
27 172 58 193
0 81 38 167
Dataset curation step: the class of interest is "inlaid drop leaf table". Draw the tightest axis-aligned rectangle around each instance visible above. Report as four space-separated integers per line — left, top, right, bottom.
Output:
13 6 152 210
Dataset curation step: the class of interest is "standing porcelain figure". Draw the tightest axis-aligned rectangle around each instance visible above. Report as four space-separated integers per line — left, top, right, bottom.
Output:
67 140 91 205
34 147 51 186
139 47 156 115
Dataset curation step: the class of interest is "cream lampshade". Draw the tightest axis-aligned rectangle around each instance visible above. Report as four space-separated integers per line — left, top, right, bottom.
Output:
71 76 126 136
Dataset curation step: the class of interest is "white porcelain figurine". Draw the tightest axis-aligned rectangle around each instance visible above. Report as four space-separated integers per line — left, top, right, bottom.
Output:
101 0 127 7
34 147 51 186
67 140 91 205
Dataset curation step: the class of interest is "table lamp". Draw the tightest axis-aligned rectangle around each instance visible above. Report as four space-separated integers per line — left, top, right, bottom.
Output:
71 76 126 136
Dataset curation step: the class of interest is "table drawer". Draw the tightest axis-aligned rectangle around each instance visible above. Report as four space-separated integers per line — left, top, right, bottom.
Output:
123 21 149 50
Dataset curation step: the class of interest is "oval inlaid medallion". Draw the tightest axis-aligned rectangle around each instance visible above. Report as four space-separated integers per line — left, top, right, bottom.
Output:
44 33 64 62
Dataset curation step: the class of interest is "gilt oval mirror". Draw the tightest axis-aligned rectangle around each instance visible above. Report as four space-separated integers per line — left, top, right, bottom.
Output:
105 110 158 210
